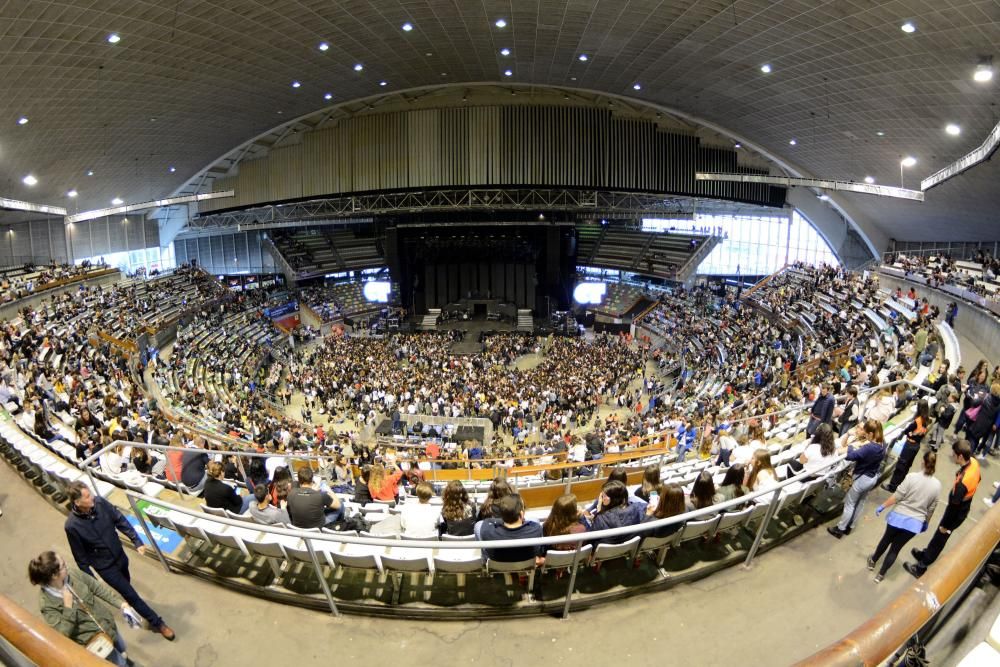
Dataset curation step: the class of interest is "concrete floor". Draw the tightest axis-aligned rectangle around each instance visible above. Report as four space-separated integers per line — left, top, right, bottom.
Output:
0 332 993 666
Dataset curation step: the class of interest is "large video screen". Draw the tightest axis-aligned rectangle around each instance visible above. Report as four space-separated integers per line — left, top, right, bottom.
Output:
363 281 392 303
573 282 606 305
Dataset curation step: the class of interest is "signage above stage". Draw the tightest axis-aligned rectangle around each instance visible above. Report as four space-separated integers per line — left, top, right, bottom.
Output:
264 301 299 319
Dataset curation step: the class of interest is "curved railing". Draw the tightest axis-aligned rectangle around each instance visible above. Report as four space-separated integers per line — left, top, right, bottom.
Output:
797 503 1000 665
0 593 108 667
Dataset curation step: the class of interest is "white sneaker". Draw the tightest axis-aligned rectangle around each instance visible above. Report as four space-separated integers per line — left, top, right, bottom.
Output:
994 481 1000 489
984 498 995 508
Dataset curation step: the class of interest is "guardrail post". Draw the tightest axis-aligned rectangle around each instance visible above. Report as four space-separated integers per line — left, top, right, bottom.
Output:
743 487 783 568
83 467 103 499
304 536 340 617
125 494 172 574
561 542 585 620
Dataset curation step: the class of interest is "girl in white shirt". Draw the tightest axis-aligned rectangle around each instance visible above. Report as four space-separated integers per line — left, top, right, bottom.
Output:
745 449 778 491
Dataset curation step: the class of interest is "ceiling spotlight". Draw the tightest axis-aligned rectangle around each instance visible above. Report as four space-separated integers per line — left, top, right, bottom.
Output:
900 156 917 167
760 63 772 74
67 189 78 198
107 33 121 44
974 57 994 82
379 80 387 86
876 130 886 136
353 63 363 72
900 22 916 33
633 83 642 90
495 18 507 28
111 197 123 205
22 175 37 186
168 166 176 173
86 170 94 176
570 76 577 81
401 22 413 32
789 139 797 145
504 69 513 77
324 92 333 100
17 117 28 125
818 194 829 201
318 42 330 51
945 123 961 136
734 142 741 149
291 81 301 88
864 176 875 184
578 54 588 62
500 48 510 56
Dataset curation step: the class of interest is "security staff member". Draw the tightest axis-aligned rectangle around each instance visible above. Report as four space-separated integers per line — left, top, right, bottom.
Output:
903 439 980 578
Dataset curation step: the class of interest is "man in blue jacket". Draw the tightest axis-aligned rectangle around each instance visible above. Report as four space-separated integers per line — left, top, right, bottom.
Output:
64 481 176 641
807 383 836 437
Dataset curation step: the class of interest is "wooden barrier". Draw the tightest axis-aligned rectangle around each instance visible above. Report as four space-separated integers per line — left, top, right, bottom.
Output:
0 593 109 667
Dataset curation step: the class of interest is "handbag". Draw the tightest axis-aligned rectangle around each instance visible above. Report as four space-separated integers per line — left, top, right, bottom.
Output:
67 585 116 659
965 405 981 421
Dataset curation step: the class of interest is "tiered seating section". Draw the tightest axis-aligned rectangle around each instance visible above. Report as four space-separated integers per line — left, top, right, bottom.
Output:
299 282 381 322
0 262 115 304
272 228 384 277
578 225 720 281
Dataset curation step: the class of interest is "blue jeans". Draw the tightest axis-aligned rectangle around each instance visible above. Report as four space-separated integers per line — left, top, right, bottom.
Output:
837 474 878 532
107 633 128 666
239 494 253 514
323 505 346 526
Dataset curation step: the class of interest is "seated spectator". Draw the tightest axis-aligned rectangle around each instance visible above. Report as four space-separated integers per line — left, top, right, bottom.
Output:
791 423 838 476
439 480 475 536
541 494 589 550
180 444 209 494
353 465 374 505
634 464 660 503
203 461 252 514
716 465 747 503
746 449 779 491
400 482 440 537
590 480 645 544
477 477 514 520
688 471 722 512
249 483 289 525
643 482 686 538
286 467 343 528
367 462 403 502
475 494 544 563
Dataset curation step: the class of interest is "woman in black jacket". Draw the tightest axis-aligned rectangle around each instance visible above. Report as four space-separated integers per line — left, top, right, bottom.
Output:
969 383 1000 459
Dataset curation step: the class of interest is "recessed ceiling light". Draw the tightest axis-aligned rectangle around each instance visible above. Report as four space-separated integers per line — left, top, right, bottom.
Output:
734 143 741 149
570 76 577 81
401 22 413 32
578 54 588 62
67 190 78 198
353 63 363 72
876 130 885 136
324 92 333 100
633 83 642 90
318 42 330 52
379 80 387 86
22 175 37 186
864 176 875 184
900 22 916 33
495 18 507 28
760 63 772 74
277 110 283 115
291 81 301 88
789 139 797 145
901 156 917 167
17 117 28 125
945 123 961 136
818 194 829 201
500 48 511 56
87 170 94 176
504 69 513 77
168 166 176 173
111 197 123 205
107 33 121 44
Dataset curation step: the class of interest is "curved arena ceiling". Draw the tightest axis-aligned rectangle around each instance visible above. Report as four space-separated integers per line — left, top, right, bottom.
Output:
1 0 998 245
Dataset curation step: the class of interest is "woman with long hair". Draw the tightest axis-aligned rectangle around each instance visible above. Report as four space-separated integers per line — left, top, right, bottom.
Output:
477 477 514 520
689 470 722 510
590 480 645 544
716 464 747 503
367 462 404 502
794 422 838 476
884 399 930 492
635 464 660 503
829 419 887 539
542 494 589 550
643 482 687 538
745 449 778 491
867 451 940 583
439 480 476 536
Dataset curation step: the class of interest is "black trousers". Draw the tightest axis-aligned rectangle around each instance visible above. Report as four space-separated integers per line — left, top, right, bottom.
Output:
887 442 919 491
95 557 164 629
871 524 918 576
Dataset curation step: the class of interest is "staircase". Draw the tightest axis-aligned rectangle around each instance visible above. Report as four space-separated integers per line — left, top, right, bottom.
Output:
261 237 298 288
516 309 534 332
418 309 440 331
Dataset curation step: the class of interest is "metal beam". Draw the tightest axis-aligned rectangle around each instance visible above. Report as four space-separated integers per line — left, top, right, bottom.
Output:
66 191 236 224
921 117 1000 191
695 173 924 201
0 197 67 216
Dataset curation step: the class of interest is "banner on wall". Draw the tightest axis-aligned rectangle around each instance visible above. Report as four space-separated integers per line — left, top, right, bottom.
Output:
264 301 298 319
